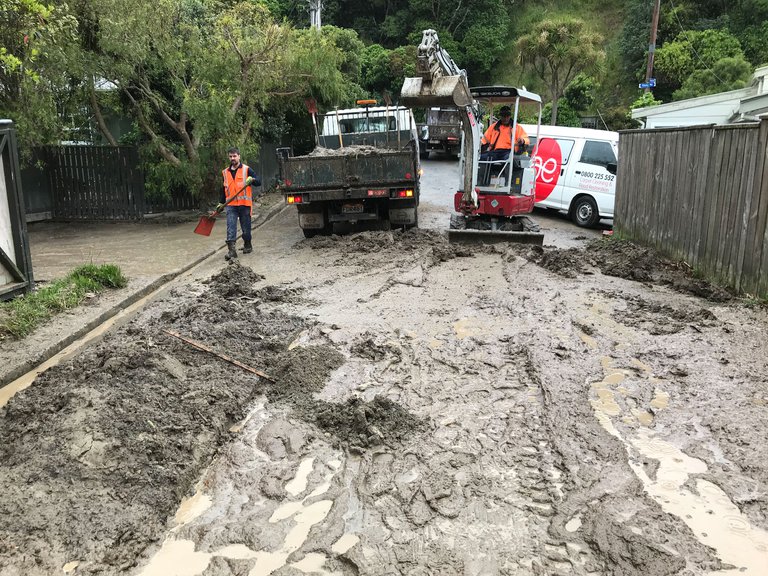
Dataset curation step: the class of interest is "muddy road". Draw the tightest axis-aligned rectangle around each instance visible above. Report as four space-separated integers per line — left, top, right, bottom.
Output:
1 159 767 576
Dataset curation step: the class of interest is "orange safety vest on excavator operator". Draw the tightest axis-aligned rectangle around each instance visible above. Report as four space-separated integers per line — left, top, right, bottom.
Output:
222 164 252 208
482 122 529 153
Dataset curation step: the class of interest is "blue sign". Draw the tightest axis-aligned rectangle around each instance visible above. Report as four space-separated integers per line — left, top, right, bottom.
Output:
639 78 657 89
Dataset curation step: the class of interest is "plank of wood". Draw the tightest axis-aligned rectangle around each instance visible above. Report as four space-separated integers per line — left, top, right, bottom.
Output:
162 329 275 382
730 128 757 289
742 121 768 294
716 129 740 283
701 127 726 271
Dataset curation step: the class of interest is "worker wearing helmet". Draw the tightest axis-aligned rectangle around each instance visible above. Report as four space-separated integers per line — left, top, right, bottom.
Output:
218 147 261 260
480 105 529 161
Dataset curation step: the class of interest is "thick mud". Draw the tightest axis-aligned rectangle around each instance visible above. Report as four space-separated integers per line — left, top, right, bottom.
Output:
3 210 768 576
519 238 735 301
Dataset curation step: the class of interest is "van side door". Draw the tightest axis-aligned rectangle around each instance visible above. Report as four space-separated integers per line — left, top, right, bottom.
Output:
532 137 576 210
565 139 617 217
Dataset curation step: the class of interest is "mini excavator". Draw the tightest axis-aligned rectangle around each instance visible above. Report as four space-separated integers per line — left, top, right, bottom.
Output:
401 29 544 244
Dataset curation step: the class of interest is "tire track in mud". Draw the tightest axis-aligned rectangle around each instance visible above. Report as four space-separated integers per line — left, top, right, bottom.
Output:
496 247 735 574
148 231 767 576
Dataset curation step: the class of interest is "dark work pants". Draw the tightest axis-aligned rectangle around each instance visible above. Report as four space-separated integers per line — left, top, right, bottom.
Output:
226 205 251 243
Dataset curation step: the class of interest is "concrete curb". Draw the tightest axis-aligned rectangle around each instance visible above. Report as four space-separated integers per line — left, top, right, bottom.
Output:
0 201 289 388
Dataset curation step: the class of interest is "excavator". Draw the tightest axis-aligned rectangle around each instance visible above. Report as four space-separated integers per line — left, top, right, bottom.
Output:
401 30 544 245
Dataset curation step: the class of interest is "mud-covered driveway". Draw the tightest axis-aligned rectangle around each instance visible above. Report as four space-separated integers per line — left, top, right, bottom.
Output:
1 159 767 576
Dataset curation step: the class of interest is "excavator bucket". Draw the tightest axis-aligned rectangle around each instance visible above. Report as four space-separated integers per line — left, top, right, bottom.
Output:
447 229 544 245
401 76 474 108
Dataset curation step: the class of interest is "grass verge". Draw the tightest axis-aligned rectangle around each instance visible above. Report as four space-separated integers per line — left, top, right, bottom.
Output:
0 264 127 340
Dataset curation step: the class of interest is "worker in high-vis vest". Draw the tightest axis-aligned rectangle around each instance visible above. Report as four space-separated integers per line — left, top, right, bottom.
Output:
218 147 261 260
480 105 529 162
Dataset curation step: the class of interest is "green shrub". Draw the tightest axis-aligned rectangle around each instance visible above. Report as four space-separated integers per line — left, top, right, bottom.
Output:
0 264 127 339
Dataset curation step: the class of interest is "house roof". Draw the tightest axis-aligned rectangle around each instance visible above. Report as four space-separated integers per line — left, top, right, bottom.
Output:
631 86 753 119
632 65 768 121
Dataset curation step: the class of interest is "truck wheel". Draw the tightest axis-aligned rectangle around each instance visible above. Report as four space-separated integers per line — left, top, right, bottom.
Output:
302 228 318 239
407 209 419 229
571 196 600 228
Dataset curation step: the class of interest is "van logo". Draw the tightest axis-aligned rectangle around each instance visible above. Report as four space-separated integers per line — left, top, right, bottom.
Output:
531 138 562 202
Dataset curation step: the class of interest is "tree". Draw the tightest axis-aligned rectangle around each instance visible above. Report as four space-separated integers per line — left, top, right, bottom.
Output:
71 0 348 197
673 55 752 100
655 29 744 92
0 1 77 151
516 18 605 125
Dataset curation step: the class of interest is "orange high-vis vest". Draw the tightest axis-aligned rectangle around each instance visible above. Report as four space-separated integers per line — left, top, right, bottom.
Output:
222 164 252 207
482 122 529 152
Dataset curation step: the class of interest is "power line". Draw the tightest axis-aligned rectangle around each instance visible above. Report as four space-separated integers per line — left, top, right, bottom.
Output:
666 0 728 85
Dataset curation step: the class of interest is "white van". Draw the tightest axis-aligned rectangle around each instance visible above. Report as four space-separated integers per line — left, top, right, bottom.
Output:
522 125 619 227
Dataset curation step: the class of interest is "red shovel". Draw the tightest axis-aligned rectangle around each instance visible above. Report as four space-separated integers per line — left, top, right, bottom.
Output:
194 181 250 236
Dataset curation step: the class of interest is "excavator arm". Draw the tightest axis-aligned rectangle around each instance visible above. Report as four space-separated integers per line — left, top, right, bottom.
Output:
401 30 481 206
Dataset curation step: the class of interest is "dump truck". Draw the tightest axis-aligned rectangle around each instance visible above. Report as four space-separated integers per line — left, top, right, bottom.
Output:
278 104 421 238
418 106 462 159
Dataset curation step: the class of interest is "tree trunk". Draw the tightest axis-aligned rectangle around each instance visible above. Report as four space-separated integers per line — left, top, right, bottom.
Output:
550 96 559 126
89 80 118 146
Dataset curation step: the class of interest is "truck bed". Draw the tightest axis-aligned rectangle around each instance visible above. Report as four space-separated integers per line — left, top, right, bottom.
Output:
280 147 416 191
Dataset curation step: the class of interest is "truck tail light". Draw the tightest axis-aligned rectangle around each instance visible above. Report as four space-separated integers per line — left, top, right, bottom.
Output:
405 172 413 179
286 195 302 204
393 189 414 198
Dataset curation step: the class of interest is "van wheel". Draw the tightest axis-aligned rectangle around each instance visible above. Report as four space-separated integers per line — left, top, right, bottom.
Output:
571 196 600 228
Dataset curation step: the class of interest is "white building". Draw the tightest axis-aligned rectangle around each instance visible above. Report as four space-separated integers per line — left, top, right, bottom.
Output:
632 65 768 128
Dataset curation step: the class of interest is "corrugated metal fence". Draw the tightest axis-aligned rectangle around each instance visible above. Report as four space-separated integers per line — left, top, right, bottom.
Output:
615 120 768 296
48 146 156 219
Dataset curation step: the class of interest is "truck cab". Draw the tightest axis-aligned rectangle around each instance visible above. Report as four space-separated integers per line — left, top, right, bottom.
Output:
319 106 418 150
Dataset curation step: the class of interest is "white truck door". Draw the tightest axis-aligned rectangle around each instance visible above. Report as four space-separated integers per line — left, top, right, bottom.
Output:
565 139 617 217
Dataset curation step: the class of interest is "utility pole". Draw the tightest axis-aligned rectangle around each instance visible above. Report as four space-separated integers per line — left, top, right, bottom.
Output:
644 0 661 93
309 0 322 30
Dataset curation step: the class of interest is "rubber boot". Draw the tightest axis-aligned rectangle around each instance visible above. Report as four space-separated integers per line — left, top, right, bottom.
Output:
225 241 238 260
242 239 252 254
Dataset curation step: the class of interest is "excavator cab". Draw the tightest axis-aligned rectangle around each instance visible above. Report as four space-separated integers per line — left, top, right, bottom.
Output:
400 30 544 245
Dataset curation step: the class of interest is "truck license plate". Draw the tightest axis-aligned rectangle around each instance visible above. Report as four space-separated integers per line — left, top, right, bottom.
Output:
342 203 364 214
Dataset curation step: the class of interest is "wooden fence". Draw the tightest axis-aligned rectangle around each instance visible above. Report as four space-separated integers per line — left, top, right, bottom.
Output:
44 146 197 220
615 120 768 296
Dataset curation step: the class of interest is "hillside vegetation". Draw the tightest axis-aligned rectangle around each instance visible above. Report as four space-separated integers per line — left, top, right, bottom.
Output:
2 0 766 195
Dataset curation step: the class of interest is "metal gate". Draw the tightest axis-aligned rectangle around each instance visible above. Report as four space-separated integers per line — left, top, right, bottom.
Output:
48 145 147 220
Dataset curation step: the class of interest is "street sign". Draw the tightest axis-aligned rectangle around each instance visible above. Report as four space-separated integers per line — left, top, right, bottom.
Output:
639 78 657 89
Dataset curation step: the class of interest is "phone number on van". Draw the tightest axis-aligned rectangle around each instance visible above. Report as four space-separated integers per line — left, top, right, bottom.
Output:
580 171 615 181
